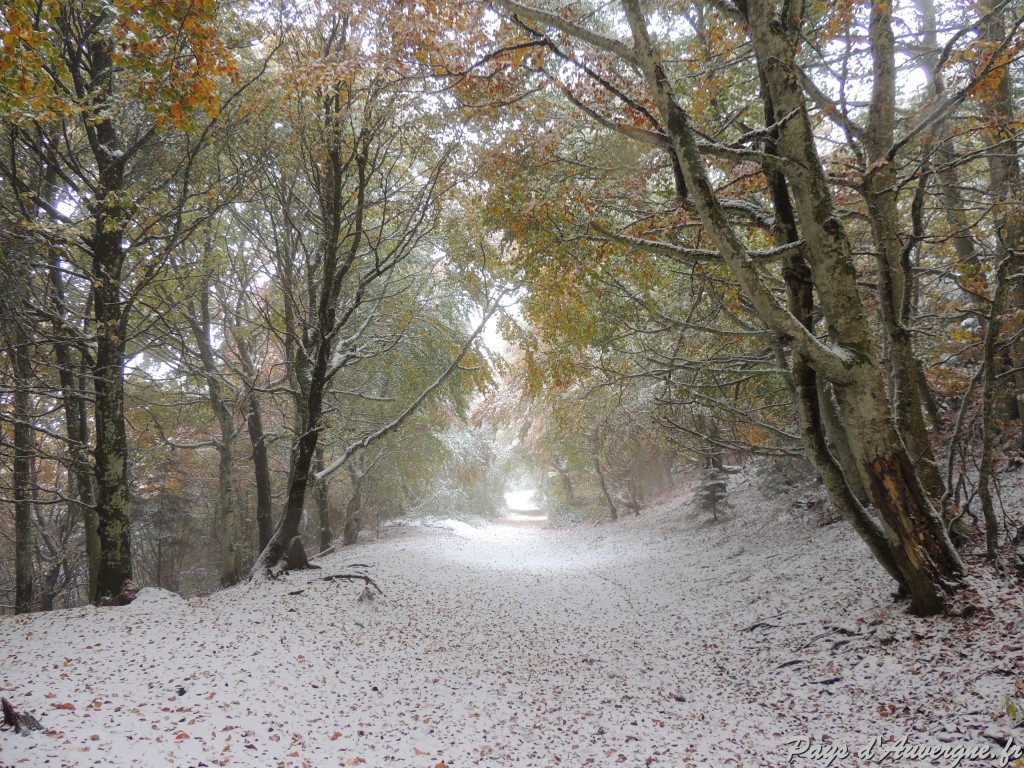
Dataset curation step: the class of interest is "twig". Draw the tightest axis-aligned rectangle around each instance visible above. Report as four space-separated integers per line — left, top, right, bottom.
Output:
776 659 807 669
740 612 784 632
741 621 780 632
322 573 385 596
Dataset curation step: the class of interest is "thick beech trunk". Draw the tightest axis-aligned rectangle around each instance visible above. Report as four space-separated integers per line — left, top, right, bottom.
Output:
862 0 944 500
760 74 902 584
70 32 133 604
834 378 964 608
91 230 133 603
633 0 961 612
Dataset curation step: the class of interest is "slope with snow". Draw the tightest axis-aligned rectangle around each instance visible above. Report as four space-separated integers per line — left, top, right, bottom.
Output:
2 472 1022 767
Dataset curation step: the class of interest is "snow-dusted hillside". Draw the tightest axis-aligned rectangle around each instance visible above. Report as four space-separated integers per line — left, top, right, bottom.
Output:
2 473 1022 767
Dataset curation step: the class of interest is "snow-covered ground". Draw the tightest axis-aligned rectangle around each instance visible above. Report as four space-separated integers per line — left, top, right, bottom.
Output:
2 472 1022 768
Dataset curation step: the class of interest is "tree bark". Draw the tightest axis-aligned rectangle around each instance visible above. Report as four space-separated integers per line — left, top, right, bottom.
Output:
979 257 1012 559
343 457 364 546
553 457 575 504
634 0 961 612
816 379 870 506
71 30 133 604
315 446 334 552
979 0 1024 444
12 333 35 614
47 255 100 598
91 228 133 603
233 331 275 551
594 458 618 521
247 388 275 552
188 284 240 587
759 69 901 583
862 0 944 499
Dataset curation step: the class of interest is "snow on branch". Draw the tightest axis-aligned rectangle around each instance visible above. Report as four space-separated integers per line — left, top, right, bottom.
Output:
314 291 507 481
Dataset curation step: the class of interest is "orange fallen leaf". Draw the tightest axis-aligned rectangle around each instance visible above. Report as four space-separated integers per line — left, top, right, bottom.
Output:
330 732 342 741
414 747 429 755
175 732 190 740
55 703 75 710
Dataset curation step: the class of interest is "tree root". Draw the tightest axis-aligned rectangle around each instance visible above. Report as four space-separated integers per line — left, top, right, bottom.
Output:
2 697 43 734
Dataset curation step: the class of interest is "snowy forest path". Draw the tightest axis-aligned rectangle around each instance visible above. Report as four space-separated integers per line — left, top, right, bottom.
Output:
2 492 1022 767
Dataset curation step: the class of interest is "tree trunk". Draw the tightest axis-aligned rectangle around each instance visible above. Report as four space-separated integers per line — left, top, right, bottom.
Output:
255 415 321 574
862 0 944 500
639 0 961 612
91 228 133 603
234 332 275 551
758 68 902 583
343 457 364 546
594 458 618 521
979 1 1024 445
12 336 35 614
216 427 239 586
247 390 275 552
84 35 133 604
816 379 870 506
979 257 1012 559
554 458 575 504
189 285 240 587
835 377 964 608
315 446 333 552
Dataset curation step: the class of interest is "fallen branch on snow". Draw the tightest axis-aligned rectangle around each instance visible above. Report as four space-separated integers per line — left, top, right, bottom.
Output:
798 625 861 650
740 613 783 632
322 573 385 596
